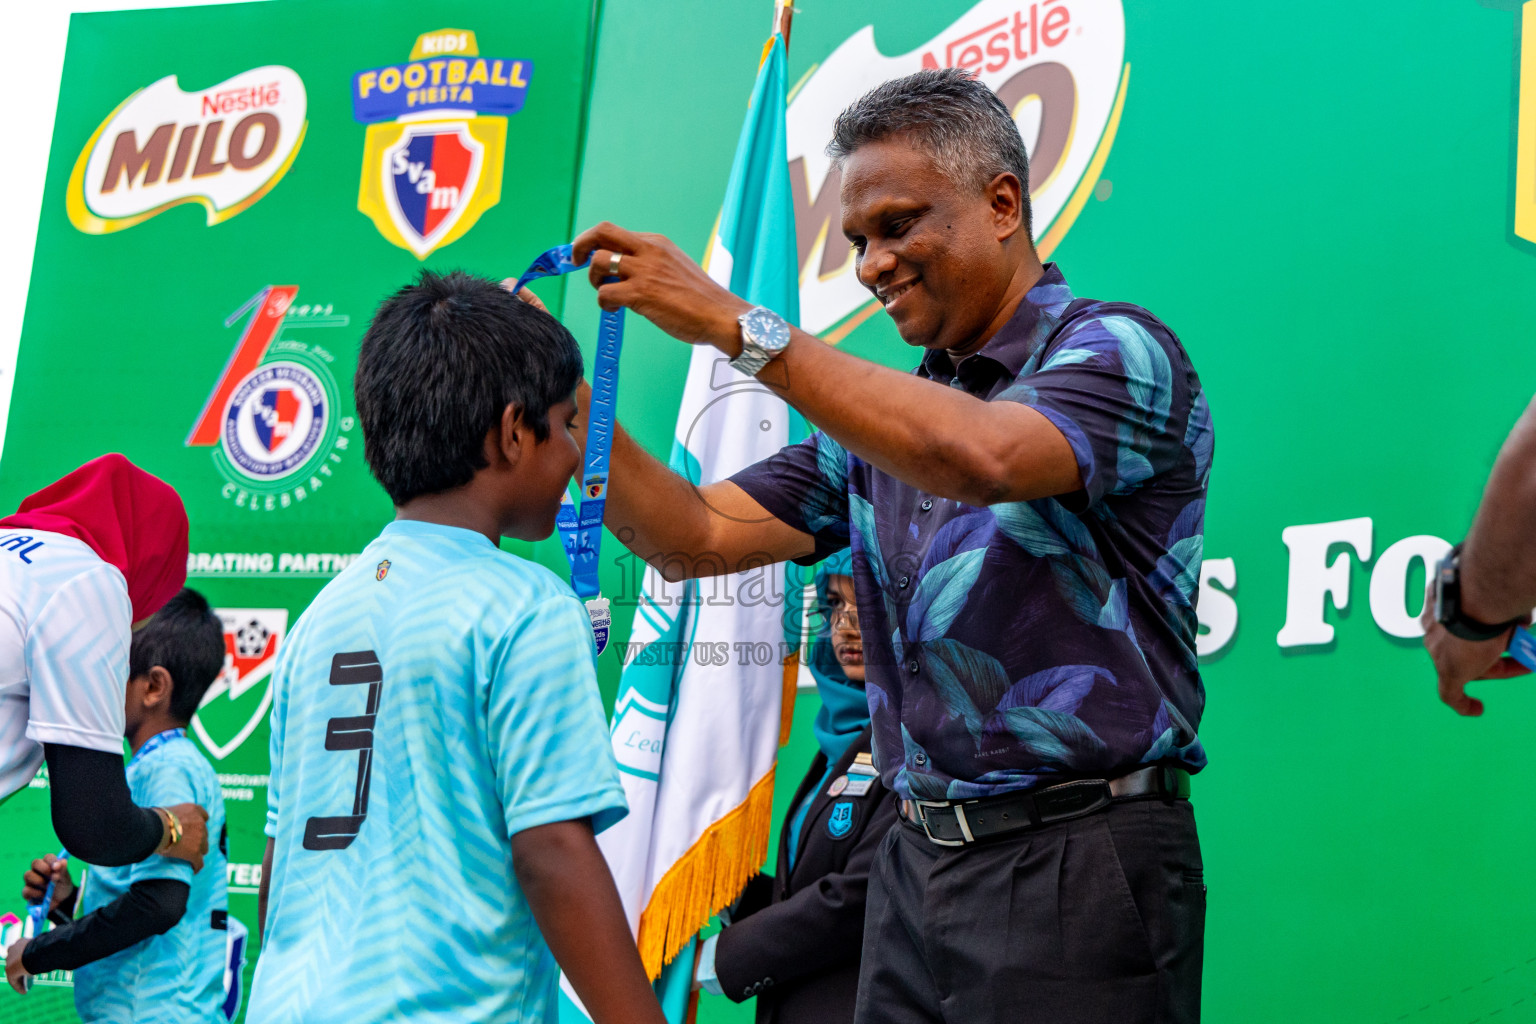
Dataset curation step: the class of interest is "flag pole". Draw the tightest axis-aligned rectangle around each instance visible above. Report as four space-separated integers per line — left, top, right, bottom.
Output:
774 0 795 50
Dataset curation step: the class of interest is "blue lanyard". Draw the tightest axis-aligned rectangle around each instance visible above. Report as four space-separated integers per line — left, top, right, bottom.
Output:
512 244 623 655
130 727 186 765
1508 628 1536 670
26 848 70 943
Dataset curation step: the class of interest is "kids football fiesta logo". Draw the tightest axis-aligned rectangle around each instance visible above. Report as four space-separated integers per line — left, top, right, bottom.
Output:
67 65 307 234
186 286 357 513
353 28 530 257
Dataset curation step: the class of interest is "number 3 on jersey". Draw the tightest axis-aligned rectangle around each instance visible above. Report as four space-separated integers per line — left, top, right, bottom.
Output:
302 651 383 851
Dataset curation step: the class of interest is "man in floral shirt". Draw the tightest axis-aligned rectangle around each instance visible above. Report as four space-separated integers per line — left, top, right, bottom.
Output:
568 69 1212 1024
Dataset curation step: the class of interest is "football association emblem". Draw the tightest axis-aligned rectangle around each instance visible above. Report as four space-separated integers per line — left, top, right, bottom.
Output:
376 559 391 581
192 608 288 760
353 29 529 259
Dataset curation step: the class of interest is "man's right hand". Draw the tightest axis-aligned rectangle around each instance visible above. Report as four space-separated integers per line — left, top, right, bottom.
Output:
20 855 73 911
161 804 210 872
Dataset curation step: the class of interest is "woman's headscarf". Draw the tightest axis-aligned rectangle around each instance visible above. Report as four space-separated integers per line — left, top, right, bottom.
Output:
0 453 189 622
807 549 871 764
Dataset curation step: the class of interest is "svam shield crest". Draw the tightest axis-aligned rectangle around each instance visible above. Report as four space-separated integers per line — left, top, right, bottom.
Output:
382 123 483 258
192 609 289 760
255 386 301 453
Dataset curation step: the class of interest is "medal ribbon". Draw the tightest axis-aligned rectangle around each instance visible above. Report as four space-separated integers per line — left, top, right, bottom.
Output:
129 727 186 766
513 245 623 652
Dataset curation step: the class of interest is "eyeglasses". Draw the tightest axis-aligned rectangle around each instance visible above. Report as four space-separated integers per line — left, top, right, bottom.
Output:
817 600 859 626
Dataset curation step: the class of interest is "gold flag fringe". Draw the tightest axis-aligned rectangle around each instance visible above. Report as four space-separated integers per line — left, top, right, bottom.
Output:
635 768 778 980
779 651 799 747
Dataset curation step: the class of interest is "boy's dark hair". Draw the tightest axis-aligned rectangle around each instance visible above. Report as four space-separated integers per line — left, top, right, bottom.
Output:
130 587 226 724
355 270 584 506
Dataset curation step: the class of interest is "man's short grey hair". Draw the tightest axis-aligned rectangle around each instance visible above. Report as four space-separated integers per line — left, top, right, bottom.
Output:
827 68 1032 236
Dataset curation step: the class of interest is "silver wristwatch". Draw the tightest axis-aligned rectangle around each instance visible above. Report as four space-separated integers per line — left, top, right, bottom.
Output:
729 306 791 377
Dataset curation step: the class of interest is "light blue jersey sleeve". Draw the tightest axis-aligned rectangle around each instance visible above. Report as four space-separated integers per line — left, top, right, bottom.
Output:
127 760 199 886
489 594 626 838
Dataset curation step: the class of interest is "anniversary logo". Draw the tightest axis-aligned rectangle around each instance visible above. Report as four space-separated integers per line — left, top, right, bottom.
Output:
186 286 357 513
67 65 307 234
192 608 289 761
353 28 531 258
787 0 1126 336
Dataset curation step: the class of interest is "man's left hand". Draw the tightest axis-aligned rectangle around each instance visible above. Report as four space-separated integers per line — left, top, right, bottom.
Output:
572 222 752 352
5 936 31 994
1421 585 1532 715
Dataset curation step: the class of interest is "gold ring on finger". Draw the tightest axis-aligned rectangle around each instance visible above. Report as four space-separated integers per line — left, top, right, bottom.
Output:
607 251 623 278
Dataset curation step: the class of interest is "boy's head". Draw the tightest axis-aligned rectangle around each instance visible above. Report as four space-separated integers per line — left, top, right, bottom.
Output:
355 270 584 540
126 587 226 733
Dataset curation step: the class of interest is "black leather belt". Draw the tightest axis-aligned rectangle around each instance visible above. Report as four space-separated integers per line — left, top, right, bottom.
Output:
899 766 1191 847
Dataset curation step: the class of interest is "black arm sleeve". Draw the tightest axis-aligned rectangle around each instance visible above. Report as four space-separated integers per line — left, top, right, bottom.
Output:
22 878 189 975
43 743 164 867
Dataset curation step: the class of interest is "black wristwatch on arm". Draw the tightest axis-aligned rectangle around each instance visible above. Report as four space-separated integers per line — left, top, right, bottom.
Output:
1434 543 1523 641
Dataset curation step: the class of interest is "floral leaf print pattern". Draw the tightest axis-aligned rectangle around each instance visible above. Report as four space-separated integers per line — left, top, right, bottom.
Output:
925 639 1011 741
991 500 1072 556
848 493 885 587
796 432 851 541
999 707 1108 771
1184 390 1213 486
1152 500 1205 611
993 664 1113 718
727 266 1211 802
1140 699 1207 769
1106 316 1172 495
908 548 987 641
901 725 949 799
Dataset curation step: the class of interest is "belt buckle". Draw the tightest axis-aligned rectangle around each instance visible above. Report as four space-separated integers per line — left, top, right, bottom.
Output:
914 800 968 847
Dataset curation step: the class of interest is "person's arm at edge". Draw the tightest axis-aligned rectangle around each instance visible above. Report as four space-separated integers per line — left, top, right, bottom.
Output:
258 836 273 943
513 818 667 1024
43 744 207 870
1460 396 1536 624
1424 396 1536 715
15 878 189 981
570 222 1081 510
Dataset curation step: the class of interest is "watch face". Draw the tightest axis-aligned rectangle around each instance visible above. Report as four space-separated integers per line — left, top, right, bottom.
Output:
742 306 791 352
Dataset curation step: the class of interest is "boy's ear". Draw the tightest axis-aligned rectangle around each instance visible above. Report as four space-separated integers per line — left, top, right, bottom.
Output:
487 403 526 470
142 666 175 711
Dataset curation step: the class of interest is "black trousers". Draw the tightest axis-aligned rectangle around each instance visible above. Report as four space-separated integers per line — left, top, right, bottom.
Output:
853 798 1205 1024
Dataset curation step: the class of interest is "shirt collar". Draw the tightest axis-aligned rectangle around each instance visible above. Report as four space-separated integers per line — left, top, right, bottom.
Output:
382 518 497 549
917 263 1076 385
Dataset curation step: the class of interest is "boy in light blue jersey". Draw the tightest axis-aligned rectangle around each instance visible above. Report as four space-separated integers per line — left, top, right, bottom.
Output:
14 587 230 1021
248 271 667 1024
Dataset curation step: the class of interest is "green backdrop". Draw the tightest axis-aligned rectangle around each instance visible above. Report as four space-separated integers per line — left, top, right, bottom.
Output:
4 1 1536 1022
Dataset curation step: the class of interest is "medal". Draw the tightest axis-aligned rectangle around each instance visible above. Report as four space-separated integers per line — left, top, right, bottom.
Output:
515 244 625 656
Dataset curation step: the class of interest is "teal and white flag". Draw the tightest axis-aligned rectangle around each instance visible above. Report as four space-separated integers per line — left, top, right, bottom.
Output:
560 29 801 1024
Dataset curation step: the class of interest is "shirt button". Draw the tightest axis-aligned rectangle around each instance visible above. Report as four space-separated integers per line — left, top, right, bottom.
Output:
907 659 920 674
915 753 927 765
920 499 933 512
899 575 910 589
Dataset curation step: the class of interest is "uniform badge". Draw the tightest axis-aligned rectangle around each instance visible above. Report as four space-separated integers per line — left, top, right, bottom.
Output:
376 559 391 581
826 801 856 840
352 29 529 259
827 774 849 797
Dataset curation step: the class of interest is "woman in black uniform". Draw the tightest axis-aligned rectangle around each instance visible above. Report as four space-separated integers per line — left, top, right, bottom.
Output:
695 552 898 1024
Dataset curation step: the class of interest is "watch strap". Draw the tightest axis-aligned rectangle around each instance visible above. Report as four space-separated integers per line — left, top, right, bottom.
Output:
1436 543 1521 641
